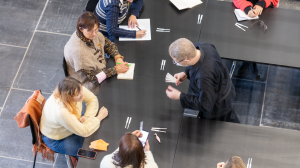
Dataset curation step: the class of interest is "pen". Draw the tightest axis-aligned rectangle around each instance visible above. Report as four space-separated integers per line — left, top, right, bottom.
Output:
136 26 141 30
117 63 131 66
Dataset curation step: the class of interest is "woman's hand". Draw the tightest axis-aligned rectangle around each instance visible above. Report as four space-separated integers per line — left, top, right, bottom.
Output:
79 116 89 123
144 140 150 152
128 15 139 28
116 61 129 73
253 5 263 15
174 72 187 86
136 30 147 38
132 130 143 138
97 106 108 121
217 162 225 168
248 10 258 18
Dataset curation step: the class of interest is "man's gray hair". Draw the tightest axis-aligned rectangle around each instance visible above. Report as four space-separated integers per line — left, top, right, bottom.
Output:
169 38 196 60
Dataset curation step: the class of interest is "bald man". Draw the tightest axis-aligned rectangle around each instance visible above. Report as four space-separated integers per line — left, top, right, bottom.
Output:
166 38 239 123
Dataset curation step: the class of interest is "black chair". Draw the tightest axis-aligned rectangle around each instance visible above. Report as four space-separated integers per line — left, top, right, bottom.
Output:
63 56 69 77
28 98 74 168
84 0 100 12
28 114 38 168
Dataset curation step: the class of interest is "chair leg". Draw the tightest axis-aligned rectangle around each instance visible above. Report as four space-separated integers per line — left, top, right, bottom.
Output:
230 60 237 78
32 153 37 168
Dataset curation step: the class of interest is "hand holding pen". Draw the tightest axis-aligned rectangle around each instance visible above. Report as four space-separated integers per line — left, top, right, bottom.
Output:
248 7 259 18
136 26 147 38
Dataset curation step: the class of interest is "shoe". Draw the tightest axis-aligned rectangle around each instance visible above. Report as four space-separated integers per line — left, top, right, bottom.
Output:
250 63 261 80
237 62 250 77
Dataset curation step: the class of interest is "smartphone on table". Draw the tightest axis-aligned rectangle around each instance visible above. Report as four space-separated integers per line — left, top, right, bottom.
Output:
77 148 97 159
138 130 149 147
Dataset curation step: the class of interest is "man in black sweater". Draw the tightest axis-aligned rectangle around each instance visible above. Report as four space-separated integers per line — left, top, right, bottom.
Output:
165 38 239 123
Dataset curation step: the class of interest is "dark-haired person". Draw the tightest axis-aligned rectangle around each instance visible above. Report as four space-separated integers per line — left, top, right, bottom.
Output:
64 11 129 95
100 130 158 168
217 156 246 168
95 0 146 42
233 0 278 80
39 77 108 167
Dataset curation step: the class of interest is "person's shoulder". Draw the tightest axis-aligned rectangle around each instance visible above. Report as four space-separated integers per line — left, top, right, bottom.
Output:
195 42 216 49
105 0 121 7
100 153 116 168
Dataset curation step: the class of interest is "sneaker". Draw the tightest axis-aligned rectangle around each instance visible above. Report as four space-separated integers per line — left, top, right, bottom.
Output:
237 62 250 77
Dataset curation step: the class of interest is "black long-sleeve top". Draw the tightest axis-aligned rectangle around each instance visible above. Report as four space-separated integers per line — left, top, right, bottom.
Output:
180 42 234 118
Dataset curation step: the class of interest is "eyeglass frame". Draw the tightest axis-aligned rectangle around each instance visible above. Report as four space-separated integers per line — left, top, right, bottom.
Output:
250 20 268 32
172 59 186 65
87 27 101 34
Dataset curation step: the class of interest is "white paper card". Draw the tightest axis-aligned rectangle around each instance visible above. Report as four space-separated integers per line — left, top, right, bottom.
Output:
117 63 135 80
170 0 202 10
119 19 151 41
234 9 259 21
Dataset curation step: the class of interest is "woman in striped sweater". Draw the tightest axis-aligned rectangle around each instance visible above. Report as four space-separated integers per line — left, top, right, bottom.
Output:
95 0 146 42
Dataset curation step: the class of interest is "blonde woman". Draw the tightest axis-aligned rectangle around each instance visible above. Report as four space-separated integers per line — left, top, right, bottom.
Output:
39 77 108 166
217 156 246 168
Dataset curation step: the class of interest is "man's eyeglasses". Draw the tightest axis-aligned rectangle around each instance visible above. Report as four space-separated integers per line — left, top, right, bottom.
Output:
172 59 185 65
250 20 267 33
87 28 100 34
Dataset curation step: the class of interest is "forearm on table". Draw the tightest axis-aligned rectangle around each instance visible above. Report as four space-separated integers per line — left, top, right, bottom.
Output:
106 6 136 38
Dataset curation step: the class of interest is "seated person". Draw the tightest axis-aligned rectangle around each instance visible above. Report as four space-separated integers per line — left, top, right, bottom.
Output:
40 77 108 167
233 0 278 80
217 156 246 168
95 0 146 42
166 38 240 123
64 11 129 95
233 0 278 17
100 130 158 168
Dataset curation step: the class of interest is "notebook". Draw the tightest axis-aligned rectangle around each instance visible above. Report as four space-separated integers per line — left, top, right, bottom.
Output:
170 0 203 10
119 19 151 41
117 63 135 80
234 9 259 21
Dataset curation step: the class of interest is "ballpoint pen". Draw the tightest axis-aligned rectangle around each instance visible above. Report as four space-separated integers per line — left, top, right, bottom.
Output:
136 26 141 30
117 63 131 66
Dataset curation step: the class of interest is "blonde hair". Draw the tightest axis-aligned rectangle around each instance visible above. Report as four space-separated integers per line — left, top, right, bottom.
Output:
225 156 246 168
53 77 82 118
169 38 197 60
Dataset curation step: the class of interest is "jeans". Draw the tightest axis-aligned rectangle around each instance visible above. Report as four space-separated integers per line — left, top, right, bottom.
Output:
42 134 85 157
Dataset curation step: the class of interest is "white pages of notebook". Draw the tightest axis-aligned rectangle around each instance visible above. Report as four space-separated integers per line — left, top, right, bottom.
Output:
170 0 202 10
119 19 151 41
234 9 259 21
117 63 135 80
165 73 177 83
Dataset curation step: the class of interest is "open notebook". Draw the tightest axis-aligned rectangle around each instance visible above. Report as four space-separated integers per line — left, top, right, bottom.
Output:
117 63 135 80
234 9 259 21
170 0 202 10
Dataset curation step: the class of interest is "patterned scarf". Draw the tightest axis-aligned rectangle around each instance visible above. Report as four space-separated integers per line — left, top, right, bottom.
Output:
76 31 101 56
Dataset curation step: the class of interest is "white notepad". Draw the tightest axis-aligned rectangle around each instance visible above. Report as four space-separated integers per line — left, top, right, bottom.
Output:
119 19 151 41
170 0 203 10
117 63 135 80
234 9 259 21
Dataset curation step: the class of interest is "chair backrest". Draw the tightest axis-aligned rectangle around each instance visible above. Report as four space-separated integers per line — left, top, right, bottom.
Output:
63 56 69 77
84 0 100 12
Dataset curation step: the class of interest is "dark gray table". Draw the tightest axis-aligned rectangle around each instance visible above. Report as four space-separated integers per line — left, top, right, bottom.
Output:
200 0 300 68
77 0 207 167
173 117 300 168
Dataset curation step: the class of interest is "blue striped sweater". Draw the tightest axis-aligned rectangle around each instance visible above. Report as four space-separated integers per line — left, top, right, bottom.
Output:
95 0 143 42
